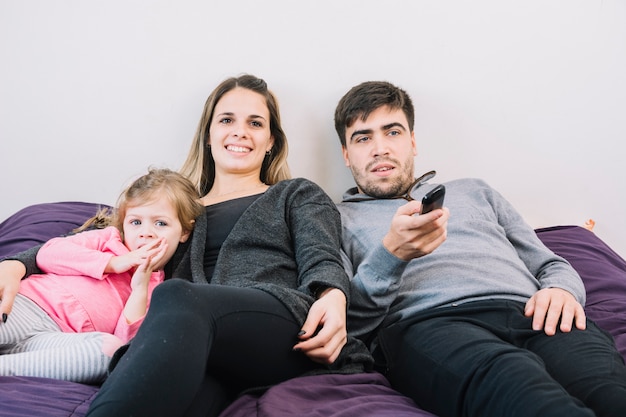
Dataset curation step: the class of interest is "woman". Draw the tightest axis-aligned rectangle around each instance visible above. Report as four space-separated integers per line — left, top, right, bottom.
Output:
0 75 372 416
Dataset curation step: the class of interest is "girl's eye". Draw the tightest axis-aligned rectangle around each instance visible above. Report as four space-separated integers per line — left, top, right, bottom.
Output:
129 219 141 226
155 220 167 227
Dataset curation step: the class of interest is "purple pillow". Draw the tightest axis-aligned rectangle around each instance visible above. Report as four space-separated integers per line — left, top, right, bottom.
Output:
536 225 626 358
220 372 435 417
0 376 99 417
0 201 110 259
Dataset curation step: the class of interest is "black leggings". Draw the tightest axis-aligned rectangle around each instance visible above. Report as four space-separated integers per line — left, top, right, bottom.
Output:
86 279 319 417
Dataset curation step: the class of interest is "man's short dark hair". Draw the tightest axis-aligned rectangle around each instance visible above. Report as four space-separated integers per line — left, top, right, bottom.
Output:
334 81 415 147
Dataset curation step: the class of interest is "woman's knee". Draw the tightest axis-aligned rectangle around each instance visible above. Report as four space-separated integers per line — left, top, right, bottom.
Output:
151 278 197 306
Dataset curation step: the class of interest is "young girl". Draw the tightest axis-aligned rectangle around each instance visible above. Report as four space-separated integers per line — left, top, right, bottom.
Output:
0 168 202 384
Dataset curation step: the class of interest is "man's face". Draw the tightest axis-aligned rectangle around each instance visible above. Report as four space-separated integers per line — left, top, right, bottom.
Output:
342 106 417 198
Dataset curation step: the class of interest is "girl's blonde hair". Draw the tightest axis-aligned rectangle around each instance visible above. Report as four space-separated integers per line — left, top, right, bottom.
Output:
179 74 291 196
76 168 203 238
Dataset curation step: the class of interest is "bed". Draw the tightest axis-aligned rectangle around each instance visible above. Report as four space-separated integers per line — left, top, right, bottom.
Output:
1 201 624 417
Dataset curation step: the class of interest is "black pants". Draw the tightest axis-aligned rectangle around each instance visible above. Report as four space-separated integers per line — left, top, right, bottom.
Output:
86 279 319 417
377 300 626 417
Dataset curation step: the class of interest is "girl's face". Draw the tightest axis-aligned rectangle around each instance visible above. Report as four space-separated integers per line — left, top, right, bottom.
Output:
208 87 274 179
122 197 190 270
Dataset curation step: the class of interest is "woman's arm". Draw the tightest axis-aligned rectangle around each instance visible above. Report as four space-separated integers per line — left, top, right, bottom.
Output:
0 259 26 321
1 244 43 277
294 287 348 364
288 180 350 364
0 244 43 321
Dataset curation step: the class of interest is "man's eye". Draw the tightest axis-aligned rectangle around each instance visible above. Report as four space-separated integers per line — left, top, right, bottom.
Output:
388 130 400 136
356 136 370 143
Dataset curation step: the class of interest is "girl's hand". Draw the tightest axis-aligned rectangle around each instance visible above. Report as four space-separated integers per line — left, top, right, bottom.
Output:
130 241 167 290
106 238 166 274
124 242 167 324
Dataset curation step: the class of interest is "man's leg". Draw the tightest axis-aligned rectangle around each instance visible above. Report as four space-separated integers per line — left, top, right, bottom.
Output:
520 315 626 417
378 301 595 417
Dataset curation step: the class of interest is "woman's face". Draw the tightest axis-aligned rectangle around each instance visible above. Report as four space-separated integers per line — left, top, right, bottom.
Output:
208 87 274 179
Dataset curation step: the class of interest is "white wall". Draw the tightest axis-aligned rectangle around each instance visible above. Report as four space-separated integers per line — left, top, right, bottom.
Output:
1 0 624 257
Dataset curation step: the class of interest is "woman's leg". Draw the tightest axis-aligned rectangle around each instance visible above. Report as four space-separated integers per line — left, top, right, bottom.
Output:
87 279 318 417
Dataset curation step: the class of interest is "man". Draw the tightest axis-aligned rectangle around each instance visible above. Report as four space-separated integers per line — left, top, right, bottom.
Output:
334 80 626 417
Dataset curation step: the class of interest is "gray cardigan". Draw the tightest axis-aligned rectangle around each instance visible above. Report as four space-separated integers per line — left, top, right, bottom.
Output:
172 177 372 372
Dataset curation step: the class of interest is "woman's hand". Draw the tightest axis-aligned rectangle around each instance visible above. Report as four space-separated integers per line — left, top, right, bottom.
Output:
293 288 348 365
0 260 27 322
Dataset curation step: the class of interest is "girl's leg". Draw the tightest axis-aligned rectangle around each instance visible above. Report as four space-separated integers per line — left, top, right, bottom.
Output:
87 279 318 417
0 294 59 352
1 294 119 384
0 331 121 384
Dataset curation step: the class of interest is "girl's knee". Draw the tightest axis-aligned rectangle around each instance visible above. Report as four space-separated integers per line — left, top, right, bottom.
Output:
99 333 125 357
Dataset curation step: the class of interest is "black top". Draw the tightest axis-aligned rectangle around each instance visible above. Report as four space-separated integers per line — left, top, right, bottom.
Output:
202 194 263 280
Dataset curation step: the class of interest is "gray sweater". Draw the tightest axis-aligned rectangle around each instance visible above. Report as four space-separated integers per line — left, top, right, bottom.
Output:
338 176 585 343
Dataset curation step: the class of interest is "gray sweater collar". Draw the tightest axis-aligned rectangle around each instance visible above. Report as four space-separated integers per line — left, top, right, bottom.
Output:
342 170 437 202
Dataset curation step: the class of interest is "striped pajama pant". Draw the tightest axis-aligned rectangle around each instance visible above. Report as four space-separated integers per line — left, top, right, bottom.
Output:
0 294 123 384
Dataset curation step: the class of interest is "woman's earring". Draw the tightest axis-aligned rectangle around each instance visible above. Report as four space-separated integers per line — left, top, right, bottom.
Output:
266 149 272 156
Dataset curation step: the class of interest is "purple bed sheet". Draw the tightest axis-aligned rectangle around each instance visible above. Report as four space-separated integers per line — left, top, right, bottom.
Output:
1 202 625 417
0 376 99 417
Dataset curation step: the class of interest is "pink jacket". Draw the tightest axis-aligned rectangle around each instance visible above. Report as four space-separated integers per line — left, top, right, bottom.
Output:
19 226 163 343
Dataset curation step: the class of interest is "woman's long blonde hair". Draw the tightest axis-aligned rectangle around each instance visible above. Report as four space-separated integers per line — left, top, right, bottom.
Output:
179 74 291 196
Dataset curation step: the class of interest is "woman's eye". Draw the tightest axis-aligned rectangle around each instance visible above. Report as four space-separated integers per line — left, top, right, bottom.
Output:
250 120 262 128
219 118 232 124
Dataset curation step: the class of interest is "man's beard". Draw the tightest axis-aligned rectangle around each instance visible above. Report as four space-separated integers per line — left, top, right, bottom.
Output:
350 160 414 199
